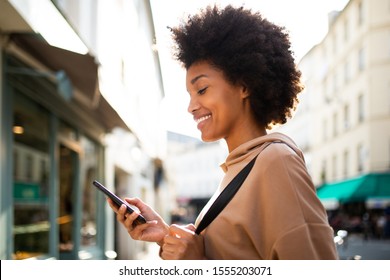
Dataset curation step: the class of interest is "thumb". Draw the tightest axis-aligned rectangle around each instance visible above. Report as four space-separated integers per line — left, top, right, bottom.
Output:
169 224 194 238
184 224 196 232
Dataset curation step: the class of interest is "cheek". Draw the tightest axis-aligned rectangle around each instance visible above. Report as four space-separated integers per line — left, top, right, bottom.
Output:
218 95 242 118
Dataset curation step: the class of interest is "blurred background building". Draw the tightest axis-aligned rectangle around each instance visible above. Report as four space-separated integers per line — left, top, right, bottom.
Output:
0 0 389 260
165 131 227 224
275 0 390 237
0 0 170 260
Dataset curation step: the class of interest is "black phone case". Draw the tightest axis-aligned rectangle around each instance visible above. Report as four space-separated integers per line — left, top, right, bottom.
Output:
92 180 146 225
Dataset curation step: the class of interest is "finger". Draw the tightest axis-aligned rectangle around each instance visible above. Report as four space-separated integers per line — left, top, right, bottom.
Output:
123 210 140 228
124 197 148 213
107 198 119 212
184 224 196 232
162 235 188 259
163 234 179 245
162 237 180 253
118 204 127 214
124 197 140 205
115 204 127 223
160 250 178 260
169 224 194 238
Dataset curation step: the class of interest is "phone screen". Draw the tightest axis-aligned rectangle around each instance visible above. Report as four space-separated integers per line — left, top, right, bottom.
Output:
92 180 147 225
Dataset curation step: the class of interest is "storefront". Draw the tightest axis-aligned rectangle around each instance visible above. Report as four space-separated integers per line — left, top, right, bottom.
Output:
317 173 390 235
317 173 390 209
0 33 130 259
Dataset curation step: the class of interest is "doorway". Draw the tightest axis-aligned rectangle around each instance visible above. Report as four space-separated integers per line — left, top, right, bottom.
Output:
58 144 78 259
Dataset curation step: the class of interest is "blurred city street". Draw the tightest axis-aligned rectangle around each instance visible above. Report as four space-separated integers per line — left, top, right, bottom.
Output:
336 234 390 260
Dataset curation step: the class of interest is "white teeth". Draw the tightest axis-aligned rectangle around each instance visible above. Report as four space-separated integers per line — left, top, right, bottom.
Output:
196 115 211 124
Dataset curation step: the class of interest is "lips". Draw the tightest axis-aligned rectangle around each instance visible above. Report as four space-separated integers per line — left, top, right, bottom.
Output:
194 114 212 131
195 114 211 125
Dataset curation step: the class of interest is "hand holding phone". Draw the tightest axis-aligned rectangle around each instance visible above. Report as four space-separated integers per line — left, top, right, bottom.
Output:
92 180 147 226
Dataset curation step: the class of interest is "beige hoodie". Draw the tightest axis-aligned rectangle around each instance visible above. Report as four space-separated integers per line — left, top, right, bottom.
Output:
195 132 338 259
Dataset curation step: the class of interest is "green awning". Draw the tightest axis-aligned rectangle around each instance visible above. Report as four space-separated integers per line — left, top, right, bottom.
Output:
317 173 390 207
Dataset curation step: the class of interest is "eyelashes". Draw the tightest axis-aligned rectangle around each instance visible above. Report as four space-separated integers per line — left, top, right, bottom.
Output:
197 87 208 95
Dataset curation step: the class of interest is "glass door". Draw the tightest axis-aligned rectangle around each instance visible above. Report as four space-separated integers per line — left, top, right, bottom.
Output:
58 144 78 259
12 92 50 260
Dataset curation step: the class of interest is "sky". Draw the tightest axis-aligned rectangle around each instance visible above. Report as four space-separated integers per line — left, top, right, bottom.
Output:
150 0 349 138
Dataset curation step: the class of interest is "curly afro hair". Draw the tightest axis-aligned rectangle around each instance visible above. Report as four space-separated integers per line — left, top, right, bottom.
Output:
169 5 304 129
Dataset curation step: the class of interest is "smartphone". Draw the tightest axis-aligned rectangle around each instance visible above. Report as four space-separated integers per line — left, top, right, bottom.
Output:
92 180 147 225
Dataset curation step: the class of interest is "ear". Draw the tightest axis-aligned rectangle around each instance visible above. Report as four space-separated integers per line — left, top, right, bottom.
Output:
239 83 250 99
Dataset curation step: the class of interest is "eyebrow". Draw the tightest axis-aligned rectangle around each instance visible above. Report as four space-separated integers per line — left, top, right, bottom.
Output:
190 74 208 85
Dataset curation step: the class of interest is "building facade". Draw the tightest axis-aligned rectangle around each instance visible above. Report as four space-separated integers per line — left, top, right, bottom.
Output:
165 131 227 223
0 0 167 260
276 0 390 210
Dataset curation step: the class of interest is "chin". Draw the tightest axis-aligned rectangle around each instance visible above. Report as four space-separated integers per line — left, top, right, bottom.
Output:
200 133 220 143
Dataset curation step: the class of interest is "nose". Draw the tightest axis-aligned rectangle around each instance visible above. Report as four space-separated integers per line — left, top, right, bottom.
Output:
187 95 200 114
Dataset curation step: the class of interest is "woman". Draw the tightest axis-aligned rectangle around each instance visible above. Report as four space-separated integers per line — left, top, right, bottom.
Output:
108 4 338 260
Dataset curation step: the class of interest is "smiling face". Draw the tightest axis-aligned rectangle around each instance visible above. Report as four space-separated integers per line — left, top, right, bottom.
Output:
186 61 266 151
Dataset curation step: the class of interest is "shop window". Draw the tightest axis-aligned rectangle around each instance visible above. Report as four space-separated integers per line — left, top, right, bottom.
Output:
58 144 76 253
80 136 99 247
13 92 50 260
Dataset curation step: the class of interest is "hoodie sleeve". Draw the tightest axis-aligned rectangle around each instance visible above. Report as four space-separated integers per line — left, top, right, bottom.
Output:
256 142 338 259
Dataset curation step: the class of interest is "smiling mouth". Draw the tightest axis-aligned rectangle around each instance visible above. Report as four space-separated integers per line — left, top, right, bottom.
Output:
196 114 211 124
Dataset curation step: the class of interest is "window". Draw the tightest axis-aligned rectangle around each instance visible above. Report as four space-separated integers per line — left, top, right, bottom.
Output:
344 18 349 42
358 1 364 26
333 112 338 137
320 159 327 184
358 47 365 71
358 94 365 123
323 119 328 141
332 72 338 93
343 150 349 177
344 104 350 130
344 60 351 84
80 136 99 248
121 59 125 84
332 155 338 180
332 33 337 55
58 144 76 253
13 92 50 259
25 154 33 181
357 144 365 173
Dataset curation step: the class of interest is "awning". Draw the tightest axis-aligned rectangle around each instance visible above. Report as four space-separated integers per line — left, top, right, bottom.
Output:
7 33 130 133
317 173 390 209
10 33 98 102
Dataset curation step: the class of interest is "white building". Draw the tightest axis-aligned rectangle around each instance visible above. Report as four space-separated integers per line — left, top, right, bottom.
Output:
55 0 169 260
165 131 227 223
0 0 167 260
276 0 390 210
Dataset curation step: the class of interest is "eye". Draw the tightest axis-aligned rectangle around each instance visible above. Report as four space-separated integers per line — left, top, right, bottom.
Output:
197 87 208 95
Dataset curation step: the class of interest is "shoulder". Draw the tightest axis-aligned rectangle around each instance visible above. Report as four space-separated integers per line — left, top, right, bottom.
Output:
259 141 304 165
251 141 310 185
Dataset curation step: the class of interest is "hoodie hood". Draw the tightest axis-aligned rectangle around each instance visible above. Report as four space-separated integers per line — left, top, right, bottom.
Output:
221 132 304 173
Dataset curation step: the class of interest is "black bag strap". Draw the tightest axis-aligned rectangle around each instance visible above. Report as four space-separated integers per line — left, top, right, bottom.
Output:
195 142 273 235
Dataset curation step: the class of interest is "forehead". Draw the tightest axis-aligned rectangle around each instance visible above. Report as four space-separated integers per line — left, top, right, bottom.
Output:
186 61 222 85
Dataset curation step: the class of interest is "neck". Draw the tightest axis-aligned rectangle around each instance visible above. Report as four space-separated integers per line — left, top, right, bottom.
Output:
225 125 267 153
